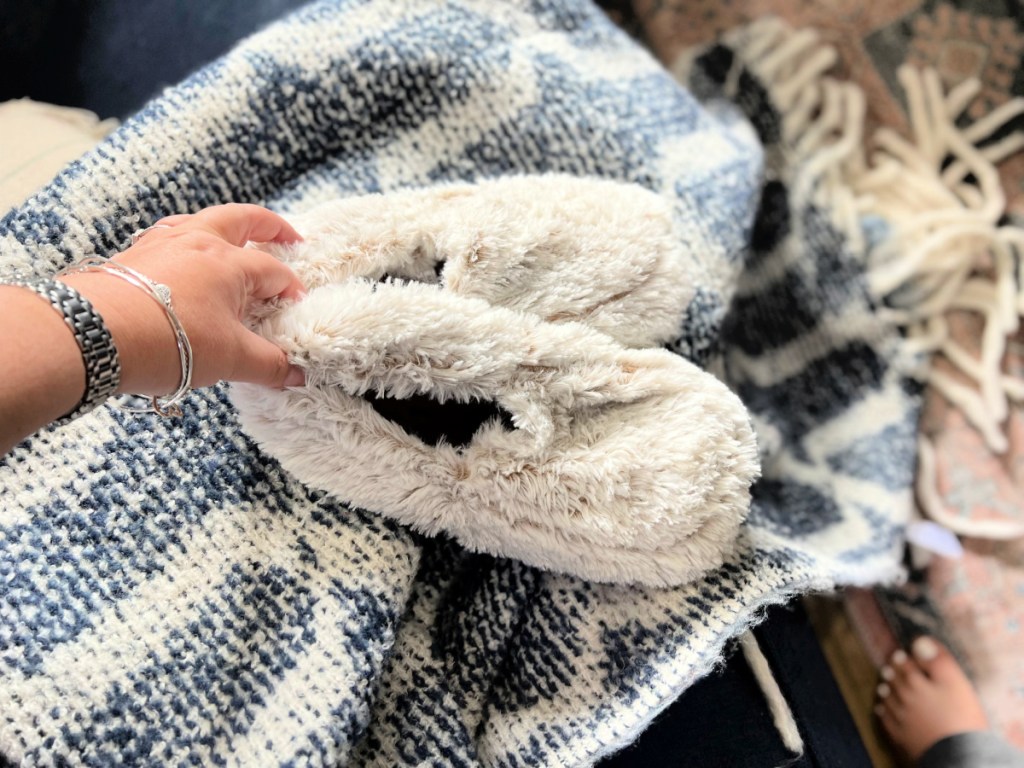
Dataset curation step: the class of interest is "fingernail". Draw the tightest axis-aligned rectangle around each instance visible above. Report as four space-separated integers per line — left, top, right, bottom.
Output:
284 365 305 388
877 683 890 699
881 666 894 681
891 650 908 665
912 636 939 662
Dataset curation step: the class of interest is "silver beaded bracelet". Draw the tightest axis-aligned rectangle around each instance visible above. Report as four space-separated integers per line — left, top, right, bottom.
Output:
56 258 194 417
8 277 122 425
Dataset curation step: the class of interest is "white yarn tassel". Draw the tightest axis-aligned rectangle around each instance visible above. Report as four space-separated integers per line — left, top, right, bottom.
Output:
858 69 1024 543
740 631 804 755
696 18 1024 543
856 67 1024 461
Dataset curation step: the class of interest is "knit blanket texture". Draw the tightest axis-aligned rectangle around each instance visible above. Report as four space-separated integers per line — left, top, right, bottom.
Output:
0 1 918 765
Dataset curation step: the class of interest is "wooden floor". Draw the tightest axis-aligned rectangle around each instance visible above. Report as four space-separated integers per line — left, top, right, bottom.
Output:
804 595 900 768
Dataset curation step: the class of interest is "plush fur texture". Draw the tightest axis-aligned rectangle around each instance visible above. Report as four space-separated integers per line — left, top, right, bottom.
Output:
233 176 760 587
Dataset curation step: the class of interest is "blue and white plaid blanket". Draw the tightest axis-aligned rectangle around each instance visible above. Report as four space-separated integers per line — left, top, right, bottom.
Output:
0 1 917 764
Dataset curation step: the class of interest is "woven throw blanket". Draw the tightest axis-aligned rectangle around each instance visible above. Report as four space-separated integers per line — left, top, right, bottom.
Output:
0 1 919 765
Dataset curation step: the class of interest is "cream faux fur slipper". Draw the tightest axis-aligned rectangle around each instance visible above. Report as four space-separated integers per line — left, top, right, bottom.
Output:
232 175 759 587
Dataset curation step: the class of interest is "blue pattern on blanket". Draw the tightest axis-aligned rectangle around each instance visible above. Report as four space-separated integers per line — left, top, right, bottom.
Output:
828 419 918 491
0 0 918 764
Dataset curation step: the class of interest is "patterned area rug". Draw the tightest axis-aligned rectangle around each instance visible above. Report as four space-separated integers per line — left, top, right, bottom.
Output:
0 1 926 764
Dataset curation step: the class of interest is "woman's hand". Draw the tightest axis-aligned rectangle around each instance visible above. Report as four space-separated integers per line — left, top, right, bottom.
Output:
62 203 306 395
1 203 306 455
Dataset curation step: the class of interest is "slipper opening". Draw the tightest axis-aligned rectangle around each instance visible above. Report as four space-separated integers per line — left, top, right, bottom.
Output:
362 390 516 449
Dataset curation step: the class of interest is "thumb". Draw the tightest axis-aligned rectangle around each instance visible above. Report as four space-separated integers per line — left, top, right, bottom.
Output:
233 330 306 388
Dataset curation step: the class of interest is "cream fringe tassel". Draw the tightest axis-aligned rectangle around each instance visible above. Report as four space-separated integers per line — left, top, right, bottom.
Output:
676 17 1024 542
740 632 804 756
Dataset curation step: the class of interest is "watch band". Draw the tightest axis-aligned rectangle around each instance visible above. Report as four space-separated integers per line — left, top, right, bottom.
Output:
12 278 121 425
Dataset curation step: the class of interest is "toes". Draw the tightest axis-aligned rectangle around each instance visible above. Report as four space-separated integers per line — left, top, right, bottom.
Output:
910 635 941 664
888 647 927 700
876 671 902 726
875 695 902 739
874 703 888 726
910 635 963 685
876 678 904 717
889 648 912 677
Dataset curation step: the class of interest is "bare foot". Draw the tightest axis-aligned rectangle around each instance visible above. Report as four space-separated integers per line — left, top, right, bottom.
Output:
874 636 990 763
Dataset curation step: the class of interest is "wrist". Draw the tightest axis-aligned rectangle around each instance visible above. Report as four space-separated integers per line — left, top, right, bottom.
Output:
58 271 180 396
0 285 85 421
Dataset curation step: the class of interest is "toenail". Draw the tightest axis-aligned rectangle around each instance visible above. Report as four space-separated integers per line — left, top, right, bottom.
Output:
912 636 939 662
891 650 908 665
881 666 894 681
877 683 890 698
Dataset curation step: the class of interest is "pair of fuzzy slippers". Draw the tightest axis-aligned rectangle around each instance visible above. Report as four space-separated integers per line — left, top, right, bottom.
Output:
232 175 758 587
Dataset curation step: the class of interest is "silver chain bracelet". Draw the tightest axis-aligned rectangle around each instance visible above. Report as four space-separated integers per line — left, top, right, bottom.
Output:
56 258 194 417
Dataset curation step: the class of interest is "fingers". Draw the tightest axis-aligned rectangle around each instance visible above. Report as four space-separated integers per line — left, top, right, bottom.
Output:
177 206 307 300
151 204 301 246
242 249 306 302
122 204 308 391
154 214 192 227
138 207 306 301
191 203 302 246
233 330 306 389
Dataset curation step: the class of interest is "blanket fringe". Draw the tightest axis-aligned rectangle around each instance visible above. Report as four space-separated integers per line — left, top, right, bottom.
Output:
739 632 804 755
679 17 1024 543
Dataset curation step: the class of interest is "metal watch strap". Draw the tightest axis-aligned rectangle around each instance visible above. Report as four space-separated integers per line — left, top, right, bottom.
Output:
13 278 121 425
